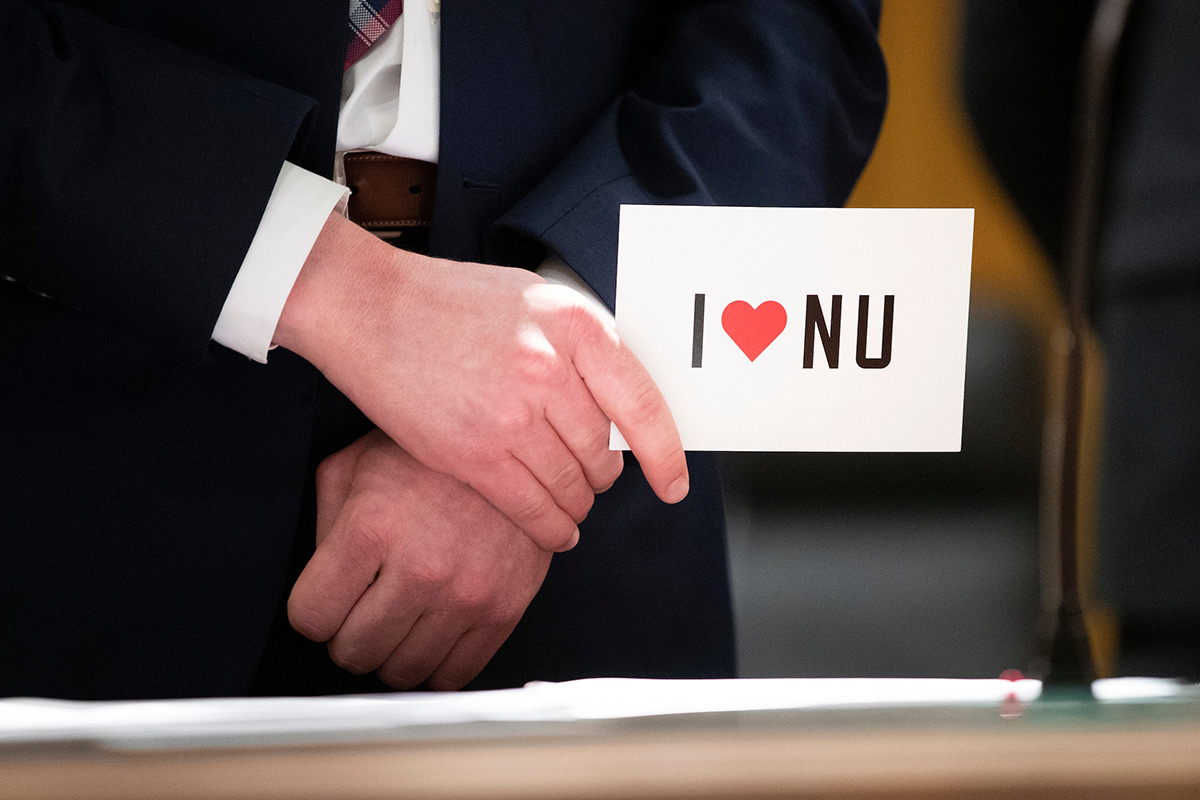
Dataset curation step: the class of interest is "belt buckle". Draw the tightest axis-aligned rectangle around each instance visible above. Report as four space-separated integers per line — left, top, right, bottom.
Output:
343 152 437 248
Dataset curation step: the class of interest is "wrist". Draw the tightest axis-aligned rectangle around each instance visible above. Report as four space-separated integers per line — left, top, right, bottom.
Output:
274 212 413 370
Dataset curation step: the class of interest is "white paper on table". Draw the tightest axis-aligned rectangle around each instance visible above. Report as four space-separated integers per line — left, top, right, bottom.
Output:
611 206 975 452
3 678 1191 750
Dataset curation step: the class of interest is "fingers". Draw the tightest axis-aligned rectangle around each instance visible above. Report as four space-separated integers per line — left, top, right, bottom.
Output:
298 428 551 692
510 423 596 524
466 454 581 552
325 569 522 689
545 371 625 493
289 446 382 642
287 520 382 643
314 445 359 544
462 369 618 549
375 614 471 689
325 568 422 675
327 576 528 689
369 618 513 691
427 626 514 691
571 323 689 504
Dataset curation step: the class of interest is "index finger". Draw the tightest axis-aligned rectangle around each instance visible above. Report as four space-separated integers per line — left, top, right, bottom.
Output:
570 322 689 504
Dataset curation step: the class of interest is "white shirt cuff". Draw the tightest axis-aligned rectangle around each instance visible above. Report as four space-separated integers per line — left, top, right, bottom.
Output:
536 255 615 327
212 162 350 363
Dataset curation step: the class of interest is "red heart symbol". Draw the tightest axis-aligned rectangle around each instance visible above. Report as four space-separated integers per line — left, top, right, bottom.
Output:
721 300 787 362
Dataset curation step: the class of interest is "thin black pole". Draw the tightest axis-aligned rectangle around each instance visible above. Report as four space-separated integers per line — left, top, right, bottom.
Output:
1036 0 1136 687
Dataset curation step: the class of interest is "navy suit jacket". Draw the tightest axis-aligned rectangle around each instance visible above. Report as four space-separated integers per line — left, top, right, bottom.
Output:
0 0 885 699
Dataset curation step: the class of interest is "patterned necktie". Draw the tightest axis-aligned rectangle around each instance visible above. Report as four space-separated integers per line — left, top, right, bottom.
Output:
345 0 404 70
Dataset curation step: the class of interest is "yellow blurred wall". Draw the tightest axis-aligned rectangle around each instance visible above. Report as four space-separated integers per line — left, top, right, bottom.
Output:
847 0 1061 333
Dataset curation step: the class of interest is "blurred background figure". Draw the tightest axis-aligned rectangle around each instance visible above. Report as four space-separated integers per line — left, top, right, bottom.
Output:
725 0 1200 682
963 0 1200 678
723 0 1060 680
723 0 1162 680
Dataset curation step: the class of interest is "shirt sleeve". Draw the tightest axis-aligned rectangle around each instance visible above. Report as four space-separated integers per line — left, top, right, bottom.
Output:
535 254 614 327
212 162 349 363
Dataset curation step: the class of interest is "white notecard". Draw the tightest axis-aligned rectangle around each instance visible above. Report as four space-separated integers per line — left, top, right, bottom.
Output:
612 206 975 452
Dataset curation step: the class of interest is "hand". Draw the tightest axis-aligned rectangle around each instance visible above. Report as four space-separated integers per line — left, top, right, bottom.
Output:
287 429 552 690
274 212 687 552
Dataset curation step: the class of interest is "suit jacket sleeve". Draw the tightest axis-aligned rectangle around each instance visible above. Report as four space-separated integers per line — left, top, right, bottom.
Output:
493 0 887 309
0 1 319 357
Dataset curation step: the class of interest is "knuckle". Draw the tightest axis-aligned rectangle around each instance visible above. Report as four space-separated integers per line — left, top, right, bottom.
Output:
509 484 553 523
342 504 392 562
546 458 584 494
561 301 605 349
626 378 665 428
514 344 568 391
493 402 537 437
446 581 492 616
406 553 454 592
287 596 334 643
583 420 614 453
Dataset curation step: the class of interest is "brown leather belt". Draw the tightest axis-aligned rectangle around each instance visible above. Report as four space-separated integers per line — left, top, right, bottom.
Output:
343 152 436 250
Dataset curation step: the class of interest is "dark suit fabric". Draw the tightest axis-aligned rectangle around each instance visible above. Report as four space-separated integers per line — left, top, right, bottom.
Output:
1091 0 1200 677
0 0 886 699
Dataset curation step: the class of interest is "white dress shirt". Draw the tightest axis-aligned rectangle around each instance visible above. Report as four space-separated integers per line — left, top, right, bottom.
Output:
212 1 605 363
